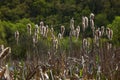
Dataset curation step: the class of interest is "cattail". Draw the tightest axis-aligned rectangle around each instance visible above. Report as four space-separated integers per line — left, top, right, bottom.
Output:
94 28 101 46
50 26 54 38
95 28 101 38
82 16 85 32
70 18 74 30
43 26 46 37
72 29 76 36
85 16 88 28
76 26 80 40
107 42 112 50
40 21 44 27
97 65 101 80
61 25 65 36
58 33 62 40
4 64 11 80
53 38 58 50
44 72 49 80
15 30 19 45
90 13 95 32
35 24 39 34
90 19 95 30
0 44 4 53
33 32 38 46
0 47 11 60
82 21 85 32
106 28 113 40
83 38 89 50
27 23 31 35
45 25 49 38
90 13 94 20
101 26 105 36
82 56 85 68
39 21 45 36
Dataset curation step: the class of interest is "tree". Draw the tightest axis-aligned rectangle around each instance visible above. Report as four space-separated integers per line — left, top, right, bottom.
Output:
107 16 120 46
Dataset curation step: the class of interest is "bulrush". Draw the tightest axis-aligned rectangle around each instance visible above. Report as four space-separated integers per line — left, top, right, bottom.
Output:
27 23 32 35
4 64 11 80
82 56 85 68
33 32 38 46
70 18 75 30
15 30 19 45
40 21 45 35
82 16 86 32
35 24 39 34
43 26 47 37
61 25 65 36
85 16 89 28
94 28 101 46
53 38 58 50
101 26 105 36
95 28 102 39
58 33 62 40
107 42 112 50
90 13 95 20
45 25 49 38
50 26 54 38
76 25 80 40
90 13 95 36
82 38 89 50
106 28 113 40
90 19 95 30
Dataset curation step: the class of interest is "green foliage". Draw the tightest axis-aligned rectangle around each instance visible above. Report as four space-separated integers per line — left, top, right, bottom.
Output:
95 13 109 27
107 16 120 46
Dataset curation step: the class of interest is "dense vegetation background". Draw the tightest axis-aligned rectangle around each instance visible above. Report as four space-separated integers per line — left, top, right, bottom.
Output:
0 0 120 59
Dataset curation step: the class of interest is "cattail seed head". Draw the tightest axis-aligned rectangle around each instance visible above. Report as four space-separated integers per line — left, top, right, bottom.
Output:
90 13 95 20
90 19 95 30
35 24 39 34
61 25 65 36
85 16 88 28
33 32 38 46
53 38 58 49
45 25 49 38
83 38 89 49
82 22 85 32
75 26 80 40
58 33 62 40
27 23 31 35
95 28 101 38
101 26 105 36
15 30 19 39
70 18 74 30
40 21 44 26
107 42 112 50
106 28 113 40
50 27 54 38
43 26 46 37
